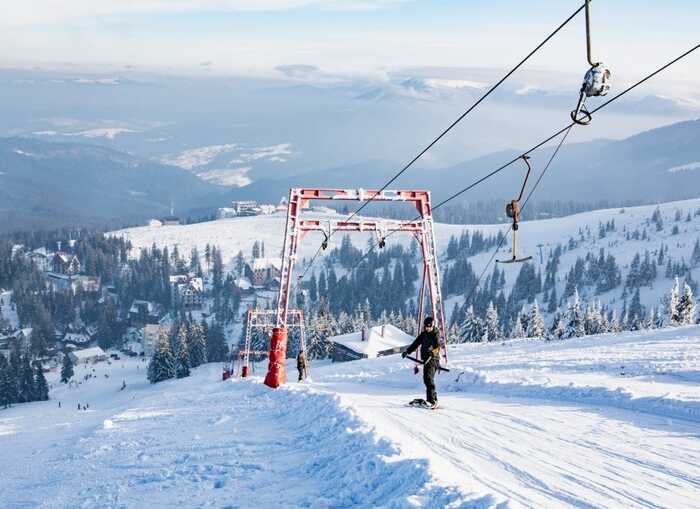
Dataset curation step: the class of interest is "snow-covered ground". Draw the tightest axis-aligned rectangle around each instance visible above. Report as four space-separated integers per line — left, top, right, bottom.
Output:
3 327 700 508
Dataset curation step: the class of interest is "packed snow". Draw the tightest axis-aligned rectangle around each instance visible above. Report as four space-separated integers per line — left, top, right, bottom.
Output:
2 326 700 507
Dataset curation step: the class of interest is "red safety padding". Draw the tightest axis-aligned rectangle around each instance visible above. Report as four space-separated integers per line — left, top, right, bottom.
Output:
264 327 288 388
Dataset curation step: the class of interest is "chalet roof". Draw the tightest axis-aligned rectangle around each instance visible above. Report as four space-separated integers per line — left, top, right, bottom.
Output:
251 258 281 271
71 347 106 360
64 332 90 344
329 324 412 358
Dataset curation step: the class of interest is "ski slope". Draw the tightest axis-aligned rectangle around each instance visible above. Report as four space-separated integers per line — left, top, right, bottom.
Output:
2 327 700 508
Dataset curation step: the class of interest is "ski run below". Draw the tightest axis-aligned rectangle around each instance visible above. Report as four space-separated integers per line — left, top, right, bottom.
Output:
3 326 700 508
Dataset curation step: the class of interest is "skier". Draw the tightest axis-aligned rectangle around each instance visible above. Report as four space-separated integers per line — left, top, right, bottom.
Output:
402 317 441 409
296 351 307 382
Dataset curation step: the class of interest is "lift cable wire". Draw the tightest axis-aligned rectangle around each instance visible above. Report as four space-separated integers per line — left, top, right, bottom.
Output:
298 243 326 281
433 41 700 211
339 3 587 227
346 39 700 278
308 41 700 285
297 3 587 283
460 123 575 310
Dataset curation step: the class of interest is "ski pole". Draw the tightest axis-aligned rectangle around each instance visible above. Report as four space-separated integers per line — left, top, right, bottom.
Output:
405 356 450 372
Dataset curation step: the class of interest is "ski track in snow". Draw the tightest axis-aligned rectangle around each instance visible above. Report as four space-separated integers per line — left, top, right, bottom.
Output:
0 360 483 509
3 327 700 508
308 327 700 508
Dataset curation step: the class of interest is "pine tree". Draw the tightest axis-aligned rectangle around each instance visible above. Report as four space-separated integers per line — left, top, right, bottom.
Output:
206 322 228 362
668 277 681 326
565 289 586 338
33 361 49 401
0 354 13 408
148 329 176 383
549 313 566 340
18 355 34 402
459 305 485 343
484 301 502 342
527 300 546 339
547 286 558 313
678 281 697 325
187 321 207 368
60 353 74 383
510 315 525 339
175 327 191 378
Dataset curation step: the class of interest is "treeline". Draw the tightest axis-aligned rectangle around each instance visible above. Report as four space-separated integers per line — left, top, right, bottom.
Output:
297 241 420 318
148 316 228 384
330 200 644 225
1 228 241 355
0 349 49 408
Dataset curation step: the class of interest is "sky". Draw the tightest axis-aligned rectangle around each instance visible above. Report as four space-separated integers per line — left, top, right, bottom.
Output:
2 1 699 86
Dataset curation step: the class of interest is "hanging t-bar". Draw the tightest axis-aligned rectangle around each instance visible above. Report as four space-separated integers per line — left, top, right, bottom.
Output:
497 156 533 264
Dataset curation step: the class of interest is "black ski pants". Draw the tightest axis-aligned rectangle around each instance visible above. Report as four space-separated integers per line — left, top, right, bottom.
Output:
423 358 438 404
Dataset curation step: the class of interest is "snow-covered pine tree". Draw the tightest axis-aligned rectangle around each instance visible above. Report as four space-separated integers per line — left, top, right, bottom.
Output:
549 313 566 340
148 329 176 383
187 321 207 368
60 353 74 383
32 361 49 401
608 309 622 332
509 315 525 339
206 322 228 362
459 305 485 343
668 277 681 326
175 326 191 378
583 301 603 336
0 354 13 408
527 300 546 339
305 312 332 359
678 281 697 325
484 301 502 342
18 355 34 402
565 289 585 338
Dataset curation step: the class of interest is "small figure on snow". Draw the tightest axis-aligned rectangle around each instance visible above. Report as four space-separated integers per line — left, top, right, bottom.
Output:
297 351 308 382
403 317 441 409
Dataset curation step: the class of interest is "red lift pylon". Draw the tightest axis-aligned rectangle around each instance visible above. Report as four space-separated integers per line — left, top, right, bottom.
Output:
265 188 447 389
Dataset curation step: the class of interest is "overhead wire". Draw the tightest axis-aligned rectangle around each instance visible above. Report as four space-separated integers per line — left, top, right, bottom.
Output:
346 41 700 279
296 3 588 281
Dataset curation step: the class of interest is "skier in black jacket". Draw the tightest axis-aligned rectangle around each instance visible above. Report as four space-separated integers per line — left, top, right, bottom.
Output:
402 317 441 408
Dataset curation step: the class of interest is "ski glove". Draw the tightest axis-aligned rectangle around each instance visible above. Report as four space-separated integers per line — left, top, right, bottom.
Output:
401 351 407 358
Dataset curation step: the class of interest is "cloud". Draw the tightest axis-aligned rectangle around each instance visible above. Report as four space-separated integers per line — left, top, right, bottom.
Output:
3 0 413 27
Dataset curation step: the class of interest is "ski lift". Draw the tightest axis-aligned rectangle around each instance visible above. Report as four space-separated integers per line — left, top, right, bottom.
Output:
497 156 533 264
571 0 611 125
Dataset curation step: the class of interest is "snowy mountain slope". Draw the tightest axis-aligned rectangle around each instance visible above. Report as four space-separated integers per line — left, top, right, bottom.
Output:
3 327 700 508
308 325 700 508
112 197 700 315
0 357 486 509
